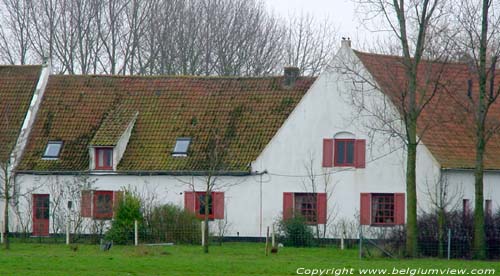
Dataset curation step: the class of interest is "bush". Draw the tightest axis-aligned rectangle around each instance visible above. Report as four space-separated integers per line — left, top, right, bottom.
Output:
278 216 316 247
143 204 201 244
386 210 500 259
105 191 143 245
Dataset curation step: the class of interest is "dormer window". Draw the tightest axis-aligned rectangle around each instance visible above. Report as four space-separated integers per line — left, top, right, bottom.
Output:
43 141 63 159
172 138 191 156
95 147 113 170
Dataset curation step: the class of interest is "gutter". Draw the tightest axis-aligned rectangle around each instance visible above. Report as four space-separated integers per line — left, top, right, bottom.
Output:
14 169 265 177
441 167 500 173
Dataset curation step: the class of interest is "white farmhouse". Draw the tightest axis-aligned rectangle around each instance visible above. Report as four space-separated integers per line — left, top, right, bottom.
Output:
4 40 500 238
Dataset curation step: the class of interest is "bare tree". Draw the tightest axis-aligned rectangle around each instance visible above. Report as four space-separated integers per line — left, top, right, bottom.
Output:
351 0 447 256
447 0 500 259
301 153 337 242
284 13 338 76
424 173 463 258
0 0 32 64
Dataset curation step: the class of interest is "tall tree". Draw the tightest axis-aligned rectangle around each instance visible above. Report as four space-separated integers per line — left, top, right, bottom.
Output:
354 0 445 256
450 0 500 259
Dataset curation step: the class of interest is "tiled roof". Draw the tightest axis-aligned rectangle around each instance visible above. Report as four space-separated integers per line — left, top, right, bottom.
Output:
18 75 315 172
90 106 138 146
355 50 500 170
0 65 42 161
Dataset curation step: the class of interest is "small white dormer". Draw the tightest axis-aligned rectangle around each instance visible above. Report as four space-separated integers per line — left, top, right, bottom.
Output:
89 108 138 171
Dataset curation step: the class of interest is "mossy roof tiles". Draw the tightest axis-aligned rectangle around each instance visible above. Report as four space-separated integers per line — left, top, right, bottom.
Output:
0 65 41 161
19 75 315 172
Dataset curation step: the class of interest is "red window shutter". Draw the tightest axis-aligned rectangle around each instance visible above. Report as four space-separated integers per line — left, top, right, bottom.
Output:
113 191 124 218
213 192 225 219
283 192 294 220
322 139 334 167
184 191 196 213
355 139 366 168
394 193 405 225
81 190 92 217
317 193 327 224
360 193 371 225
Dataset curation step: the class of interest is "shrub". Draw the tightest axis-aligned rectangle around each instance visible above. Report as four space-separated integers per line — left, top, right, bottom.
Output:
105 191 143 245
143 204 201 244
278 216 316 247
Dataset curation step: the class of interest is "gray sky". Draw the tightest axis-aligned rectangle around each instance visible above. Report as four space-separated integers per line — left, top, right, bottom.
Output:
263 0 383 48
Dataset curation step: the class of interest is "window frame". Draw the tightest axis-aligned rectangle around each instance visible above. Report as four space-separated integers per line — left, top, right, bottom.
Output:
94 147 113 170
93 190 114 220
195 192 214 220
294 193 318 225
371 193 395 226
334 139 355 167
172 137 191 157
42 141 63 159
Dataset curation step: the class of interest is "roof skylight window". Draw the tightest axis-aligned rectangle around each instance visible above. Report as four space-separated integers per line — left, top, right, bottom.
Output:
43 141 63 159
172 138 191 156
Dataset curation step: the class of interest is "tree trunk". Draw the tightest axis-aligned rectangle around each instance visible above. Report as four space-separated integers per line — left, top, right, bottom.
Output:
438 207 445 258
473 134 486 259
203 181 210 253
406 120 418 257
3 176 9 250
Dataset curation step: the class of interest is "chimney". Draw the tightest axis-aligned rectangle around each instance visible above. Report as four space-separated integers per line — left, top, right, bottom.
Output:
284 66 300 87
341 37 351 48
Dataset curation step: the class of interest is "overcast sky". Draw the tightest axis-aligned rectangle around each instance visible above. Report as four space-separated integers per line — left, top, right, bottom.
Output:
263 0 384 49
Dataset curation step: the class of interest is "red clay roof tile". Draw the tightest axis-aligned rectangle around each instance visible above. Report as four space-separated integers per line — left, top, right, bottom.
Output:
0 65 42 161
355 50 500 169
19 75 315 172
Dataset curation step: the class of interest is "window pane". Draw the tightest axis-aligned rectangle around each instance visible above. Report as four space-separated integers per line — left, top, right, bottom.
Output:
335 141 345 164
198 194 213 215
174 139 191 154
44 142 62 157
294 193 317 224
372 194 394 224
104 149 112 167
98 150 104 167
346 141 354 164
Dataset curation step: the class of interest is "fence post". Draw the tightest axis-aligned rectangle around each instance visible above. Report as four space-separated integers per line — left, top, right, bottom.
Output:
66 216 70 245
341 230 345 250
201 221 205 247
134 220 138 246
271 224 275 248
359 225 363 259
447 228 451 260
0 221 3 244
265 226 269 256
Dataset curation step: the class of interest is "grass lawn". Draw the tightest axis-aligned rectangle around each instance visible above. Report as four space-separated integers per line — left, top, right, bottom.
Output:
0 242 498 275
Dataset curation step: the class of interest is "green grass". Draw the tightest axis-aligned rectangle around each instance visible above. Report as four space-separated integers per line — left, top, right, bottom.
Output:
0 243 498 275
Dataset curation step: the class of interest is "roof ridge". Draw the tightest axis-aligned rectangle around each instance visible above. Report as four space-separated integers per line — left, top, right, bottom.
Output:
49 74 317 80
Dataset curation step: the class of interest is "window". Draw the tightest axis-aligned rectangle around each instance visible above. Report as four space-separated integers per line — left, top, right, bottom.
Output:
283 192 327 224
184 191 224 219
95 147 113 170
43 141 63 158
198 193 213 218
173 138 191 156
360 193 405 226
295 193 318 224
463 199 471 218
94 191 113 219
372 194 395 225
334 139 355 166
323 138 365 168
81 190 123 220
485 200 493 217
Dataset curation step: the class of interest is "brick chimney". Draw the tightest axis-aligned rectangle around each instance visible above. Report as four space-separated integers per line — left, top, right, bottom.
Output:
284 66 300 87
341 37 351 48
